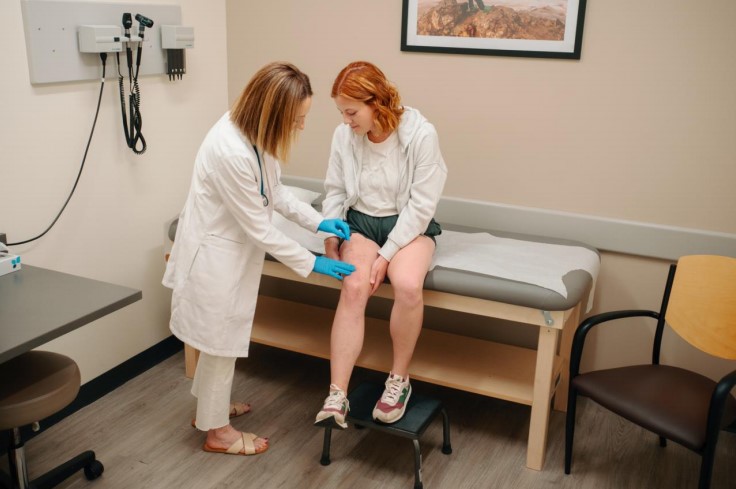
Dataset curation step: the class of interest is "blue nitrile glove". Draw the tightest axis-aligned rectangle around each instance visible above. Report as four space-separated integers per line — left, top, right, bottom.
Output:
318 219 351 240
312 256 356 281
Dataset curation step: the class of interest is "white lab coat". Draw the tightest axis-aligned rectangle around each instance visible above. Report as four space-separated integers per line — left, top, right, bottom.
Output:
162 113 322 357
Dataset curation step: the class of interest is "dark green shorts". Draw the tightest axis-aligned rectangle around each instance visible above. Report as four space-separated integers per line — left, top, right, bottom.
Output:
345 208 442 247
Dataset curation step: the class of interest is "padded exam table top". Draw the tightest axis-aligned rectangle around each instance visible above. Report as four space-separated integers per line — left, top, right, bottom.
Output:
425 224 598 312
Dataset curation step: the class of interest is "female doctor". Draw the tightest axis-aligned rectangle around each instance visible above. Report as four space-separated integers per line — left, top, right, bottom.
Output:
163 62 355 456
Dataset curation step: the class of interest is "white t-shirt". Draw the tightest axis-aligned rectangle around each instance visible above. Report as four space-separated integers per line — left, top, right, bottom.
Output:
354 131 400 217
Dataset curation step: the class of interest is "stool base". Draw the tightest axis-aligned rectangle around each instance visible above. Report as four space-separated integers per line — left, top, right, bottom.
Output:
2 428 104 489
320 382 451 489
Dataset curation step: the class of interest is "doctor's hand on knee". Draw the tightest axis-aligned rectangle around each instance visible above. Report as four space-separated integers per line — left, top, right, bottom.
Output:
312 255 356 281
318 219 351 240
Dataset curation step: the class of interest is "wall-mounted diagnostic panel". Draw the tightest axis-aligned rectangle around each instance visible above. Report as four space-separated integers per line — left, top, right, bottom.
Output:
21 0 192 84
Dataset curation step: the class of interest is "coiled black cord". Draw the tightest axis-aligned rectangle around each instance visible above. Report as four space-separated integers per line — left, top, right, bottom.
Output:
117 61 130 144
116 40 147 155
9 54 107 246
128 77 146 154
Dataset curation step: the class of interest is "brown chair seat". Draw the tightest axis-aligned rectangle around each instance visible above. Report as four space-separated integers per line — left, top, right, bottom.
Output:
573 364 736 451
0 351 80 430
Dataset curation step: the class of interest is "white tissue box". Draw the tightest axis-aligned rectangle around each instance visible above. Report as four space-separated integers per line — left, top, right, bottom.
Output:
0 253 21 277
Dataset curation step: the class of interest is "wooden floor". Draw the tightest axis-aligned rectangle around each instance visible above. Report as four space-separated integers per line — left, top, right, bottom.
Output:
7 344 736 489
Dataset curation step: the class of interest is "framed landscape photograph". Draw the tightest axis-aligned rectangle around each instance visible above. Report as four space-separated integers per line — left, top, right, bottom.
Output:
401 0 587 59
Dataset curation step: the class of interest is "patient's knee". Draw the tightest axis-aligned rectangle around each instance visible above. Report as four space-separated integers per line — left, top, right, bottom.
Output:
392 281 424 308
340 278 371 305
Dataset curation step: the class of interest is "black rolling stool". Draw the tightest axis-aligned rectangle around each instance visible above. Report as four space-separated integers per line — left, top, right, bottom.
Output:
320 382 452 489
0 351 103 489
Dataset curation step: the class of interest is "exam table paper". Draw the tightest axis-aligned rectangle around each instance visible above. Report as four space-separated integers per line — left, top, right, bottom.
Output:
430 230 600 309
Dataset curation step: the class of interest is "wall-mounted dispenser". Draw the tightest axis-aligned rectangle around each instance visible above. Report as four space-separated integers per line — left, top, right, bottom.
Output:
161 25 194 81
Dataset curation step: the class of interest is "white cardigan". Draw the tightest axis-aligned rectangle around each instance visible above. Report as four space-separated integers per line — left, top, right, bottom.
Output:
321 106 448 261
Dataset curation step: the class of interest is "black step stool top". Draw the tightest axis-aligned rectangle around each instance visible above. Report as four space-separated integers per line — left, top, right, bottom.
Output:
346 382 444 439
319 381 452 488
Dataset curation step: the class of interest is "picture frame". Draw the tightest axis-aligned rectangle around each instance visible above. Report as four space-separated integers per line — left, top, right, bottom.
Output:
401 0 587 60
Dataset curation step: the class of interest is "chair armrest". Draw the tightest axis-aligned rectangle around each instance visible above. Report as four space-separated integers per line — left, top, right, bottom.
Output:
707 368 736 436
569 309 660 379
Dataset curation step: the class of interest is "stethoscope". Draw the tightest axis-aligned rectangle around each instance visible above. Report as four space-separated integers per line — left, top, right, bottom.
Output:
253 145 269 207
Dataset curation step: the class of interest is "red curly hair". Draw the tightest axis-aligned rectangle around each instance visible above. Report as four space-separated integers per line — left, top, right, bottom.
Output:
331 61 403 135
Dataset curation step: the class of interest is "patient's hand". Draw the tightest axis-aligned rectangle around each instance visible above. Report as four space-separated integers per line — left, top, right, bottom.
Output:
369 256 389 295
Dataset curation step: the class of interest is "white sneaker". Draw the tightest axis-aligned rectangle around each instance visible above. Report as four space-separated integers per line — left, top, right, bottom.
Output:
372 373 412 424
314 384 350 429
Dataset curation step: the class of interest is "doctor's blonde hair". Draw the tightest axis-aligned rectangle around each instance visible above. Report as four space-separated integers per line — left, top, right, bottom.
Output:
331 61 403 135
230 62 313 162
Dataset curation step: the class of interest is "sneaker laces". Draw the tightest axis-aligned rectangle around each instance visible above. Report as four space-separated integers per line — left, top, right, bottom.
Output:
380 375 406 405
323 384 347 412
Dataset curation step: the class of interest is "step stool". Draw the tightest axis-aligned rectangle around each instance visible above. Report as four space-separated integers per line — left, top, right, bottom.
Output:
319 382 452 489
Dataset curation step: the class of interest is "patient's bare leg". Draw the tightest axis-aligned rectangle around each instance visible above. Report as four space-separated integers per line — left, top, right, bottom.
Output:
387 236 435 377
329 234 379 391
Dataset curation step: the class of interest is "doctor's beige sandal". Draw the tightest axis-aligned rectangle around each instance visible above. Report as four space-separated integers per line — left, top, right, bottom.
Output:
314 384 350 429
202 432 269 456
372 372 412 424
191 401 252 428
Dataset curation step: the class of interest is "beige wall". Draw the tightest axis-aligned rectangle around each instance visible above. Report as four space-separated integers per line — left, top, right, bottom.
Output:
227 1 735 233
226 1 736 378
1 0 228 382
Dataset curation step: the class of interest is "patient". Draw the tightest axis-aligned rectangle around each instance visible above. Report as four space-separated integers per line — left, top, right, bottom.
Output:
314 61 448 427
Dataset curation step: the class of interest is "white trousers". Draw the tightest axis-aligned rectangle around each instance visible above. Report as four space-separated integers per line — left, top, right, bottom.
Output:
191 352 237 431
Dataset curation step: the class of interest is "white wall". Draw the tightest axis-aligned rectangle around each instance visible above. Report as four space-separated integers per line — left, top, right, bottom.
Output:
225 0 736 379
1 0 228 383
